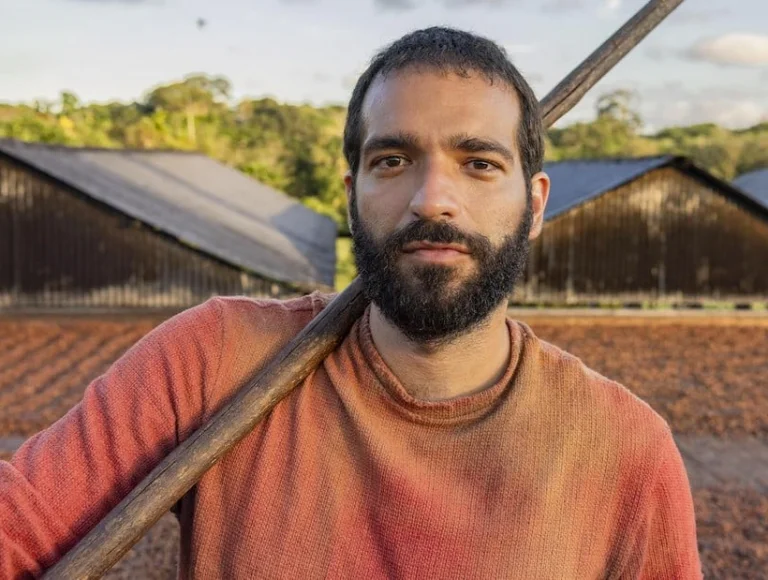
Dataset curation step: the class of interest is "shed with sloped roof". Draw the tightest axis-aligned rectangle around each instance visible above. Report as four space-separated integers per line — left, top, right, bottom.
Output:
515 156 768 305
0 139 337 310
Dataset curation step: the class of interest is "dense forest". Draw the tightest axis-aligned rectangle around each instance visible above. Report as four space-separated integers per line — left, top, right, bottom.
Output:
2 74 766 287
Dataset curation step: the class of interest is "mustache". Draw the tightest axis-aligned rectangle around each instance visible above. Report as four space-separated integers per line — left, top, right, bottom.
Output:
383 220 491 256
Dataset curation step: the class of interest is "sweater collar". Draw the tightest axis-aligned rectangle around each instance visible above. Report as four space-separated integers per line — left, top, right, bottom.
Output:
356 306 527 425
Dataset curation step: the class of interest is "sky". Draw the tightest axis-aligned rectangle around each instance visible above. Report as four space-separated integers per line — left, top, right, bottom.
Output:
1 0 767 131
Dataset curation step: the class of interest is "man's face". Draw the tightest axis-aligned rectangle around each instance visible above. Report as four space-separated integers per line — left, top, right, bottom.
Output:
345 69 548 344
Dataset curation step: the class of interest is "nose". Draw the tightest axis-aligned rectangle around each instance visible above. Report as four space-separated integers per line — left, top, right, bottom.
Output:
408 159 461 221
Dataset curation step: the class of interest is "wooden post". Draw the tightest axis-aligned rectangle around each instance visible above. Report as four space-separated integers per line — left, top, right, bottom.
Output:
43 1 685 577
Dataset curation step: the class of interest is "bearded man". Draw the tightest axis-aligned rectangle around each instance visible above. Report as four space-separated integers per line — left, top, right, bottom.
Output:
1 27 702 579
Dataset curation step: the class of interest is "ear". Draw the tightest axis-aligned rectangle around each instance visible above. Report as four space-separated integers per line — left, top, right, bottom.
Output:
344 170 355 235
528 171 550 240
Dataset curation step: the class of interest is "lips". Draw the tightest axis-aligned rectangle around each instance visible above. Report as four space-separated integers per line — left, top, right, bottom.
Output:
402 242 470 254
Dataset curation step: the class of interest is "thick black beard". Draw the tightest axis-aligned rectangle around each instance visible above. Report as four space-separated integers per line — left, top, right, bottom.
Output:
350 191 533 346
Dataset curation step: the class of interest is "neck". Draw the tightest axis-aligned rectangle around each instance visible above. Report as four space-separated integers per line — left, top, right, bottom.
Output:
368 303 511 401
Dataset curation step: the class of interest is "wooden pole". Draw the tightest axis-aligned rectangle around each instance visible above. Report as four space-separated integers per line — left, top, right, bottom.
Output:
43 1 684 577
542 0 684 127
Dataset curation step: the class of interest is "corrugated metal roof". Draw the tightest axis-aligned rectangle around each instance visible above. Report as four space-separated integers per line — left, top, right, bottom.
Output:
0 139 337 288
542 156 675 220
733 168 768 205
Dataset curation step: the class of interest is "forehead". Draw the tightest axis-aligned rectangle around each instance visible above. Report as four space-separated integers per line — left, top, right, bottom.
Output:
360 69 522 151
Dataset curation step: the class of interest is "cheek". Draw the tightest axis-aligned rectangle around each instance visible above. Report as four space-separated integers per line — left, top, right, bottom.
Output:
356 177 414 233
474 201 525 246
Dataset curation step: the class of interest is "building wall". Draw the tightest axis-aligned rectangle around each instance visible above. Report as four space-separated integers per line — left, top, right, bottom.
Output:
516 168 768 305
0 158 296 309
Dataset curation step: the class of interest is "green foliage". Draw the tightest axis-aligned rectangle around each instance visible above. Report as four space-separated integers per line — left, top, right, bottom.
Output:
334 236 357 291
2 80 767 289
548 90 767 181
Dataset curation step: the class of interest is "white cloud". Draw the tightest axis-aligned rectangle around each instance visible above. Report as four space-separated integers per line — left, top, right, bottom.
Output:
686 33 768 67
648 97 768 130
604 0 621 12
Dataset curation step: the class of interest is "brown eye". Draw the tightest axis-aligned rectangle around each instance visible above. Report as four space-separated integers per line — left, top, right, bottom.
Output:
469 160 494 171
382 156 404 168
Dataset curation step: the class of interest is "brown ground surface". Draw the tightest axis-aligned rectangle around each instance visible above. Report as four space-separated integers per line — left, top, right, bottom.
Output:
0 316 161 436
694 485 768 580
1 313 767 578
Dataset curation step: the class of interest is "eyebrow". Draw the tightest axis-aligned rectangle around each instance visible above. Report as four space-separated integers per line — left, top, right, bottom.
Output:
361 132 420 159
446 134 516 164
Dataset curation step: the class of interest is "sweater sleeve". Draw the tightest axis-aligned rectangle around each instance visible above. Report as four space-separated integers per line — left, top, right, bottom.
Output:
0 298 225 579
634 432 703 579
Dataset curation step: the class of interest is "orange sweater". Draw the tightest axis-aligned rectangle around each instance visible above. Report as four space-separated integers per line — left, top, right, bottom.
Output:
1 294 702 579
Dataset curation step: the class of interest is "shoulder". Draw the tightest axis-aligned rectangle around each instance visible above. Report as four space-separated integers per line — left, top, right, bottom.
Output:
513 320 672 450
211 291 336 332
196 292 337 413
129 292 334 358
205 291 336 353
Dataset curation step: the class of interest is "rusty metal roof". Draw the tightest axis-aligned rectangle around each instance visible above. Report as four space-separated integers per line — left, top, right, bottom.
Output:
0 139 337 288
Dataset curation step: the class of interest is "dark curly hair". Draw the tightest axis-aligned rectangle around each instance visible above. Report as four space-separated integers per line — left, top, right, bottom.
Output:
343 26 544 185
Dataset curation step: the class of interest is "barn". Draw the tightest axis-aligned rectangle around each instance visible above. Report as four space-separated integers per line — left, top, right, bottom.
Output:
0 139 337 310
734 168 768 207
514 155 768 307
